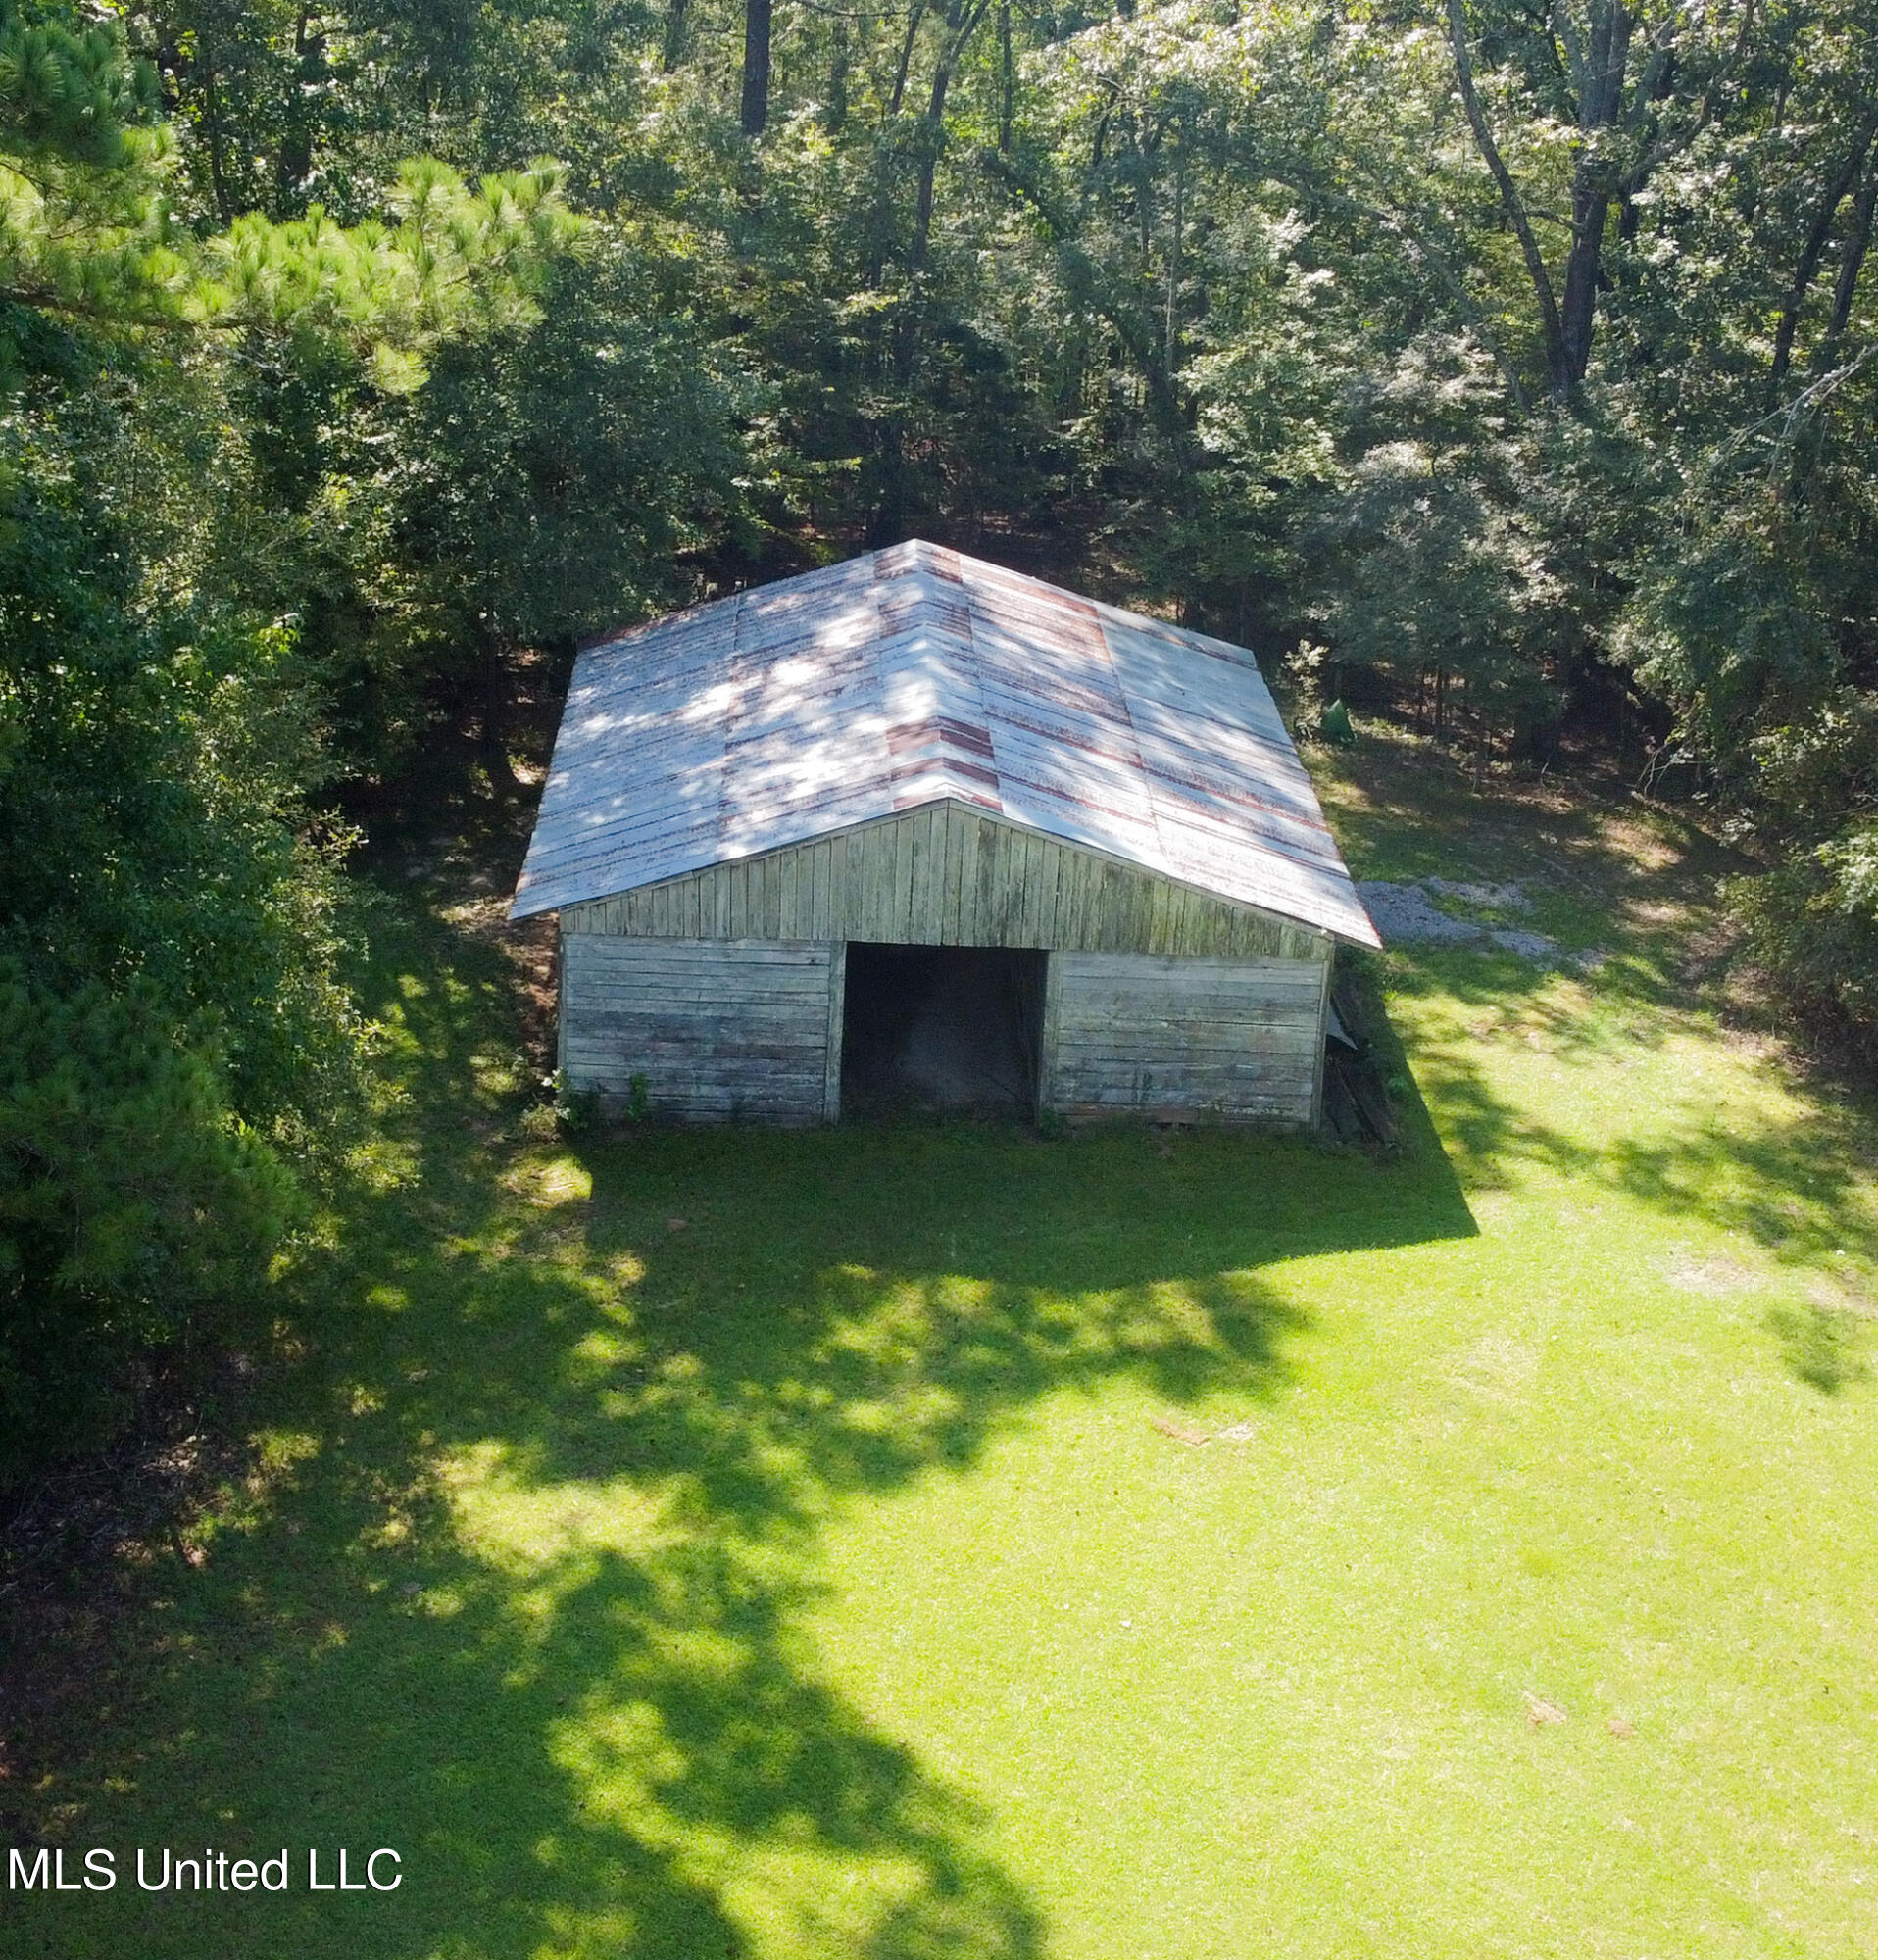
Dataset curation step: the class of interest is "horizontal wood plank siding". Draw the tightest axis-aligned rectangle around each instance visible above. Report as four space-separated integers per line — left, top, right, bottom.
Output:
562 802 1330 961
561 934 836 1125
1043 950 1329 1127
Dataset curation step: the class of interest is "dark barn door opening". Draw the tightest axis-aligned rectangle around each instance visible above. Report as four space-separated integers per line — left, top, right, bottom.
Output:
840 944 1046 1117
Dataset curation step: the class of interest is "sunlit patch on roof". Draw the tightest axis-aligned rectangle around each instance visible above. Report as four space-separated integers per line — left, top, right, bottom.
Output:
513 540 1379 947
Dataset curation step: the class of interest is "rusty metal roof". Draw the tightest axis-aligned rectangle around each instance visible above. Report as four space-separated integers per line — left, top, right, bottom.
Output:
512 541 1380 946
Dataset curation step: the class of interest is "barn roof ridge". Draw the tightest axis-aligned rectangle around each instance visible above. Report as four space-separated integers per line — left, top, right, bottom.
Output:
514 539 1380 947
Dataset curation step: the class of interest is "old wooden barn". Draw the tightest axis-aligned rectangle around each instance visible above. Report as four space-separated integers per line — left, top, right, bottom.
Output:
511 541 1380 1126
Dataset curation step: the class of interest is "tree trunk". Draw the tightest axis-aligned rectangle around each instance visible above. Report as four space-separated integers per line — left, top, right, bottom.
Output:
1557 7 1633 386
879 0 994 535
1447 0 1568 397
740 0 772 137
1451 0 1681 401
1771 122 1875 385
914 0 994 266
1165 115 1185 392
888 1 926 118
273 11 318 212
203 65 233 221
662 0 689 72
823 20 849 134
1812 164 1878 377
906 50 955 280
479 626 521 798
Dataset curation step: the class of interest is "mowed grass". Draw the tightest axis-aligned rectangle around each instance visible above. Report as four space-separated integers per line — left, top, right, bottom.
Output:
14 739 1878 1959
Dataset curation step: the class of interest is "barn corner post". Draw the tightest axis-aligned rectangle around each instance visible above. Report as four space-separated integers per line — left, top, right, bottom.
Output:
555 916 568 1087
1309 932 1333 1133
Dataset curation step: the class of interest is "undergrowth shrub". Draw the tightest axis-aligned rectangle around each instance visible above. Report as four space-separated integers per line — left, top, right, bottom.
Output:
0 971 295 1484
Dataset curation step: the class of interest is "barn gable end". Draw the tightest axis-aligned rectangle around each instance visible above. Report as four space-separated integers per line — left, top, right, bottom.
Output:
561 801 1328 962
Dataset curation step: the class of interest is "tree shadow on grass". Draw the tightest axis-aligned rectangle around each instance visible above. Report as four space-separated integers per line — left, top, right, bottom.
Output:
1407 982 1878 1265
14 898 1477 1960
1309 728 1740 923
1382 942 1878 1398
1765 1305 1871 1396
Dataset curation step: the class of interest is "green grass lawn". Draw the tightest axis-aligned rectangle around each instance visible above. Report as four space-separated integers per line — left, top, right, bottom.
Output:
13 737 1878 1959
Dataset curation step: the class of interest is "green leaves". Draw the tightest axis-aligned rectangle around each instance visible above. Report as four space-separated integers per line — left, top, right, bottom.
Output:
0 373 365 1476
0 967 294 1478
0 0 586 389
0 8 158 169
200 159 587 391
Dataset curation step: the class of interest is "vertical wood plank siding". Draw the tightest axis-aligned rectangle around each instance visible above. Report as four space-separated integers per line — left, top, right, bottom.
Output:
563 801 1327 962
561 935 838 1124
1044 950 1330 1127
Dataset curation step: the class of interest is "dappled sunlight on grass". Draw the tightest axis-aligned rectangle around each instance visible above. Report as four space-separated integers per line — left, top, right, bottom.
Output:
1392 947 1878 1300
1311 723 1724 891
25 897 1421 1959
21 750 1878 1958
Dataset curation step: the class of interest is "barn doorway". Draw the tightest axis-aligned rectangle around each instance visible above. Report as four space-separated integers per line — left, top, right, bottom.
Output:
839 944 1046 1117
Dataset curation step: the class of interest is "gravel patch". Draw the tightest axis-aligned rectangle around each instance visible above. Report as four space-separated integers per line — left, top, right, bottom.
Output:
1358 881 1494 947
1359 878 1604 970
1424 877 1532 911
1489 928 1563 961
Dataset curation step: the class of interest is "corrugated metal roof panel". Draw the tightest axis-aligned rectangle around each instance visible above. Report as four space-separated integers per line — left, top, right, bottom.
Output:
513 541 1379 947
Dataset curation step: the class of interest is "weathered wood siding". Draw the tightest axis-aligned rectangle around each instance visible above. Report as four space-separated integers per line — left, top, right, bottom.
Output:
562 801 1327 962
1042 950 1329 1127
561 934 838 1124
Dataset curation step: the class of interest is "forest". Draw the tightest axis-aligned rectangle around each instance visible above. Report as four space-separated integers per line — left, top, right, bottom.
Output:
1 0 1875 1476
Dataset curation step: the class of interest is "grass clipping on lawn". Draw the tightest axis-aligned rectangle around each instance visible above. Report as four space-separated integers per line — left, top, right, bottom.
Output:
13 741 1878 1960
